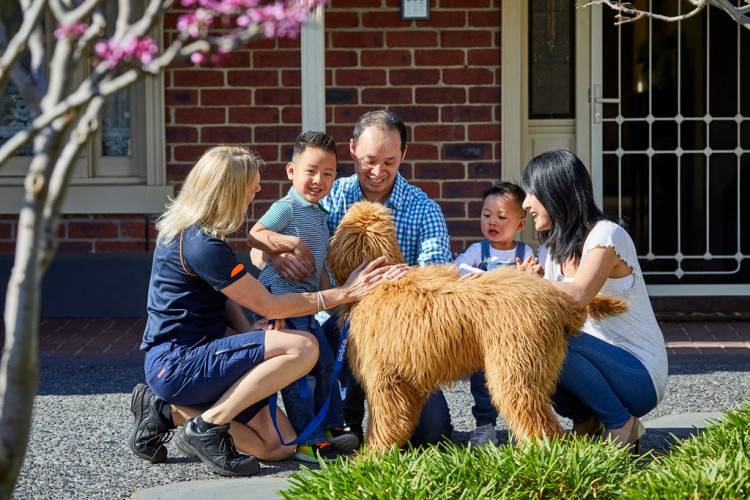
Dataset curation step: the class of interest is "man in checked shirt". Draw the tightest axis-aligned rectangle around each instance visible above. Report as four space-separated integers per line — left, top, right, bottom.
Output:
254 109 454 447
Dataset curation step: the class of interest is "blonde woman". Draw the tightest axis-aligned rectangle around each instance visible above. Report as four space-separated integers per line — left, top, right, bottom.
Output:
128 146 405 477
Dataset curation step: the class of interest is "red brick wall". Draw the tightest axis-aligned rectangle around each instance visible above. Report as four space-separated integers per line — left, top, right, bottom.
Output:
0 0 501 254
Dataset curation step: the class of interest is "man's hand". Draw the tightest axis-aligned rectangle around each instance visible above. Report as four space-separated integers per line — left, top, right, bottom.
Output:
269 247 315 281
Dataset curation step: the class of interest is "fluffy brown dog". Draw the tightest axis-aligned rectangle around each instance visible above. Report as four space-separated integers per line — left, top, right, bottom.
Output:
327 201 625 451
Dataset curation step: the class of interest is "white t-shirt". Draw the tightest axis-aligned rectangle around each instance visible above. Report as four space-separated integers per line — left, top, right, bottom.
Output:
544 220 668 402
454 241 535 275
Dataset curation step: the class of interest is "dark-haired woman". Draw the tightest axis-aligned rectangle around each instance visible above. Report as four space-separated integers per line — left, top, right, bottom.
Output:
520 149 667 450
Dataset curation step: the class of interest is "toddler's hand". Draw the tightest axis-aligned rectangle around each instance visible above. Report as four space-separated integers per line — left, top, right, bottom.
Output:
459 271 483 281
516 256 542 276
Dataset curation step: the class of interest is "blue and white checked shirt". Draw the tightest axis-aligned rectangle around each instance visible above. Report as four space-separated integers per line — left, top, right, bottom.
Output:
320 173 452 266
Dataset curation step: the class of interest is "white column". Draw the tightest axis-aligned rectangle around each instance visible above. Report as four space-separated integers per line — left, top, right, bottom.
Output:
301 6 326 132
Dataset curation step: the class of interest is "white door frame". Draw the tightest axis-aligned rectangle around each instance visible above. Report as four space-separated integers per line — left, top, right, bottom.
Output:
501 0 591 182
501 0 590 244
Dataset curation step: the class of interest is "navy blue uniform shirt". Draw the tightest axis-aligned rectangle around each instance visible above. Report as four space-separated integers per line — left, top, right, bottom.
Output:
141 225 247 350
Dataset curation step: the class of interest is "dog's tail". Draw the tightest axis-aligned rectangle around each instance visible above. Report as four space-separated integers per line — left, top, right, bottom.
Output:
587 295 628 320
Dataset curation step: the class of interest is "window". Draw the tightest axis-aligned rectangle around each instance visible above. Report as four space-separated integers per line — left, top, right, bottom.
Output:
0 2 170 214
528 0 576 119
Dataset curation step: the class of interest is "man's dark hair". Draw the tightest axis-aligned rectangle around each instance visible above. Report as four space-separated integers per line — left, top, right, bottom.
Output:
352 110 408 154
521 149 606 265
293 130 337 160
482 181 526 207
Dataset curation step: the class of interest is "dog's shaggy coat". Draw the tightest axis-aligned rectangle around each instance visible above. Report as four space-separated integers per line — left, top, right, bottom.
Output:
327 201 625 451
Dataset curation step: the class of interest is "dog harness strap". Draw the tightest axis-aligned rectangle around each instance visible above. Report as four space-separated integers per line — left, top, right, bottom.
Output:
268 321 350 446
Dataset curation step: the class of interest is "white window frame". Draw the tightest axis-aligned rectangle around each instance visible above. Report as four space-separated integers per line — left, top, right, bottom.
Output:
0 13 171 215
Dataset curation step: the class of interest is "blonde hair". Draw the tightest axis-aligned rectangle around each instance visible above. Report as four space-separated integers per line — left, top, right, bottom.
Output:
157 146 263 244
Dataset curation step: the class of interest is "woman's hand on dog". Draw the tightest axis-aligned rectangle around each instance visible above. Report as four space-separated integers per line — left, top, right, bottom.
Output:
342 257 409 300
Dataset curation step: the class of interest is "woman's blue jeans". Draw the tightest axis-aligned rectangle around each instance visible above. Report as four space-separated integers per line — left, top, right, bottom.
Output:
552 332 658 429
321 312 453 446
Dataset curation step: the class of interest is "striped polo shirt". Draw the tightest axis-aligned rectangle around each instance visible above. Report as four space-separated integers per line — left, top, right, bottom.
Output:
258 187 330 293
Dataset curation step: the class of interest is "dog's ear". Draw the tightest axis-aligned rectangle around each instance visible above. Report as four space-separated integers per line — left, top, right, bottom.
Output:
327 201 405 284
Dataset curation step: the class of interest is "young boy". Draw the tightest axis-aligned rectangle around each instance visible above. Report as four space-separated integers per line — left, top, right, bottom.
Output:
454 182 536 446
246 131 358 462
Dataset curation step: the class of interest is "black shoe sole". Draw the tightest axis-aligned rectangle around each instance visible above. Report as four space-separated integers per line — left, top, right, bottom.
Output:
129 383 167 464
175 429 260 478
328 433 360 454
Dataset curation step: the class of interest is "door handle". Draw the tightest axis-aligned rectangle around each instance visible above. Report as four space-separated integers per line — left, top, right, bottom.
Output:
591 84 619 124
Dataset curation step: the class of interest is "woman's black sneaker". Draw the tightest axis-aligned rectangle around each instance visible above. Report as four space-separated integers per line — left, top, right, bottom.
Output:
175 418 260 477
129 383 175 463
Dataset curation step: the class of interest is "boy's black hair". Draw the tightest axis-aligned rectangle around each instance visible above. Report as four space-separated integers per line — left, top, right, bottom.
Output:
352 110 408 154
521 149 606 265
293 130 337 160
482 181 526 207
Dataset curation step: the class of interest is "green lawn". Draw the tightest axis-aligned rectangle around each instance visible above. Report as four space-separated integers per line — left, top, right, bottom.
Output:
282 401 750 499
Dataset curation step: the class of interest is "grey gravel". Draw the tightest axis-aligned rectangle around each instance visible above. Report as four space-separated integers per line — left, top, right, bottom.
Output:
12 359 750 499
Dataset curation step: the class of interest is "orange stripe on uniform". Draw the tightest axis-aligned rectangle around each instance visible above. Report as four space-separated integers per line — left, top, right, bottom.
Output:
230 263 245 278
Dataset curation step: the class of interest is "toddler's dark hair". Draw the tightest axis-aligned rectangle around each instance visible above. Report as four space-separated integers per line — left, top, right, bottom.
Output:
482 181 525 207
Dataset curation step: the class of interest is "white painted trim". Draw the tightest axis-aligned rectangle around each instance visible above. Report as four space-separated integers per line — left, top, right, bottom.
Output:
647 285 750 296
589 4 604 208
145 19 166 186
501 0 524 184
301 6 325 132
575 4 591 168
0 185 173 214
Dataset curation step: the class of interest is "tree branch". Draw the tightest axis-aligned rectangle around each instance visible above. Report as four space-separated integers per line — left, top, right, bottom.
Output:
587 0 750 29
72 10 106 63
58 0 103 26
0 0 48 103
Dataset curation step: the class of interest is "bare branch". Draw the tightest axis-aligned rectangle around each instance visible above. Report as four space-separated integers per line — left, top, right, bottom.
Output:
129 0 174 39
0 0 48 102
115 0 131 40
48 0 68 23
72 10 106 62
586 0 750 29
59 0 102 26
712 0 750 29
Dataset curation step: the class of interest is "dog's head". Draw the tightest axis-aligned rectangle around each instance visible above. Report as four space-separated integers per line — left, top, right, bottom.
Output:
327 201 405 285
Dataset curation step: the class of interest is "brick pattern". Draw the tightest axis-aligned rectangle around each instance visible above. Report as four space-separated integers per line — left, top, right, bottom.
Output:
1 1 501 254
4 319 748 361
0 214 158 253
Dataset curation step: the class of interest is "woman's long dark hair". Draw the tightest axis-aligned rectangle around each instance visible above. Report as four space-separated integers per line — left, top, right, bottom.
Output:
521 150 606 264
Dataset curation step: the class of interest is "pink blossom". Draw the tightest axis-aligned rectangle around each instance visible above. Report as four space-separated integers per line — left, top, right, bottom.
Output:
173 1 327 66
94 36 159 69
54 21 88 39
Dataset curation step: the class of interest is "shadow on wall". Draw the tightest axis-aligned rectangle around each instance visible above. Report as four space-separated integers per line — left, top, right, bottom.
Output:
0 253 257 317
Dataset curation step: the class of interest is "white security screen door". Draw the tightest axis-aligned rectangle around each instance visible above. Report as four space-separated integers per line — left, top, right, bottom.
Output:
590 1 750 296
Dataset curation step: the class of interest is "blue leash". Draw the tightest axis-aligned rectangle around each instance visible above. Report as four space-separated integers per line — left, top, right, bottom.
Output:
268 321 350 446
